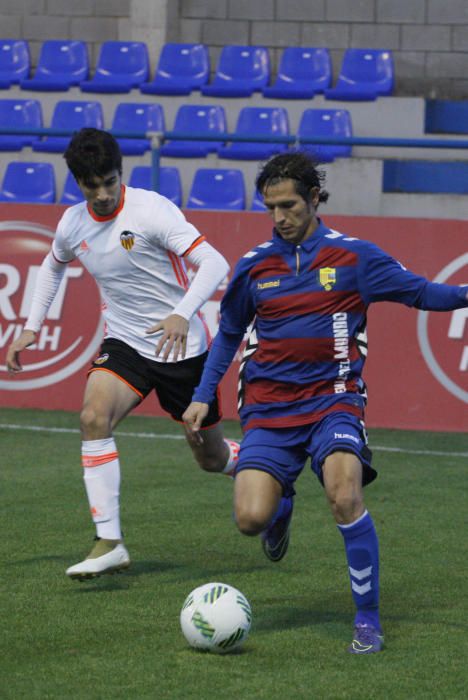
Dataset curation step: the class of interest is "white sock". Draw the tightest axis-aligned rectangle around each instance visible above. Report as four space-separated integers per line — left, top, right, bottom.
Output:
82 438 122 540
222 439 240 477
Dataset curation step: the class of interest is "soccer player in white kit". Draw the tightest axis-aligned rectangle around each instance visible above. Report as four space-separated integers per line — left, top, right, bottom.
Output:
6 128 239 580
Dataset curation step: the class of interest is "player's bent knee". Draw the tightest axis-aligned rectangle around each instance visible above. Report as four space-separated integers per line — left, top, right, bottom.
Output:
80 405 112 438
198 455 223 472
328 491 364 524
235 506 269 536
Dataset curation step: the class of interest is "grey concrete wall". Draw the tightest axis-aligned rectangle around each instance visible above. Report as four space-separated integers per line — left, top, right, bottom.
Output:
0 0 175 75
179 0 468 97
1 0 467 97
178 0 468 99
1 1 467 219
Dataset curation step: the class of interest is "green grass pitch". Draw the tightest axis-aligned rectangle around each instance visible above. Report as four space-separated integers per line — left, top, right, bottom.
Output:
0 407 467 699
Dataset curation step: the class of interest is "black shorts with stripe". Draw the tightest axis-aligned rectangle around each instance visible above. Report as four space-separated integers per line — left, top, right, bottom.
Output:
89 338 221 427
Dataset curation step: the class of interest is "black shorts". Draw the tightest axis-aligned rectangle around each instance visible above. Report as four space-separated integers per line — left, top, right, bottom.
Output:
88 338 221 427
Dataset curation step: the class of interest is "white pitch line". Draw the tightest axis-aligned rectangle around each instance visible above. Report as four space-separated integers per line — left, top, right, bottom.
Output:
0 423 185 440
0 423 467 459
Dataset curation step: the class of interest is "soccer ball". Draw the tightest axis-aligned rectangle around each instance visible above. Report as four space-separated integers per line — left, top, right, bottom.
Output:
180 582 252 653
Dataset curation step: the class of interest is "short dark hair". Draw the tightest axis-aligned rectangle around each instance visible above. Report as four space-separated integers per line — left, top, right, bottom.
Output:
256 151 329 205
64 128 122 184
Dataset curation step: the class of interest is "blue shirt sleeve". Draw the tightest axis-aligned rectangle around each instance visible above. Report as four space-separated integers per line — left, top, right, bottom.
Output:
192 257 256 404
217 257 257 335
192 329 244 404
358 242 468 311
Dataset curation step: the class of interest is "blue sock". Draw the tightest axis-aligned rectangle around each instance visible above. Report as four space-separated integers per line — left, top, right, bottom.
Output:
271 496 293 525
337 510 381 632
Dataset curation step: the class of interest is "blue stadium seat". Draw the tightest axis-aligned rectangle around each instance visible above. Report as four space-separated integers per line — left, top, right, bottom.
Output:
297 109 352 162
201 45 270 97
425 100 468 135
0 39 30 88
0 162 55 203
383 160 468 194
20 40 89 92
218 107 290 160
80 41 149 93
141 43 209 95
33 100 104 153
59 172 85 205
251 189 267 211
0 98 42 150
263 47 332 99
111 102 165 155
325 49 394 101
128 166 182 206
161 104 226 157
186 169 245 210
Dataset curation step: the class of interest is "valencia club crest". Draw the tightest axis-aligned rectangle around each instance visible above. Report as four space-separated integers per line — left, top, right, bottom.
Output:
120 230 135 251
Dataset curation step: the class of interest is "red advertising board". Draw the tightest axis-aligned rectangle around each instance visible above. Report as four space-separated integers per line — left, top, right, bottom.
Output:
0 204 467 431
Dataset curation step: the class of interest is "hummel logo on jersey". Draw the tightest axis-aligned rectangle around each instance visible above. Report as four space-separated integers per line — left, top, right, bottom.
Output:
334 432 359 444
257 279 280 290
80 240 89 252
120 230 136 251
319 267 336 291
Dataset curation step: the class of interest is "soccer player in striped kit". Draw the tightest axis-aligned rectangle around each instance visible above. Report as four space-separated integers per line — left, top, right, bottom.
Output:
6 128 239 580
183 151 468 654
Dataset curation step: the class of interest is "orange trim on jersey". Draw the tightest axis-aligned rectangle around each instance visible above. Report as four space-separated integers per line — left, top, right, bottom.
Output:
87 184 126 222
198 310 212 344
168 250 189 289
167 250 183 286
182 235 206 258
82 452 119 468
179 260 189 288
87 367 144 399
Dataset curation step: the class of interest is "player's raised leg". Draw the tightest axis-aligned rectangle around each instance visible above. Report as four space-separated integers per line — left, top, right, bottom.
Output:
234 469 282 533
184 422 239 476
233 468 293 562
66 370 139 580
323 451 383 654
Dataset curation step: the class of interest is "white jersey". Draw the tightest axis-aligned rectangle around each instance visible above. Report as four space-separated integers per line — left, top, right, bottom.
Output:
51 185 222 361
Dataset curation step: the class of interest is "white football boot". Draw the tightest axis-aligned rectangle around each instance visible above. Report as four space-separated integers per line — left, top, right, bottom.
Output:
66 538 130 581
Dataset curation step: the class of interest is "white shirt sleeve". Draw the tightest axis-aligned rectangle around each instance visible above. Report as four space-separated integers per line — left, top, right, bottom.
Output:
149 195 205 255
171 241 229 321
24 252 68 332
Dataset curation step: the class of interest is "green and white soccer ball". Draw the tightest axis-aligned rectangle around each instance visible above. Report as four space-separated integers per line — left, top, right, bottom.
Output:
180 582 252 653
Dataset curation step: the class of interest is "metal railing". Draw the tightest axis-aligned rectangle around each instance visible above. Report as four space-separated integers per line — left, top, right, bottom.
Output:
1 126 467 193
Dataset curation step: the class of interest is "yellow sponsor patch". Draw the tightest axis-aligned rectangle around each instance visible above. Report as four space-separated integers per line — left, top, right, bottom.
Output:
257 279 280 290
319 267 336 291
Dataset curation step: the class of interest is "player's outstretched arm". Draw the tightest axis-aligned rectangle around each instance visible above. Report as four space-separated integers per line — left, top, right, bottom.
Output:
183 402 210 435
6 330 37 373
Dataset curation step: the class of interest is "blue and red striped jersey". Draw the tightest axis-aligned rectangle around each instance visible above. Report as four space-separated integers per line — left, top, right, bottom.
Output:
193 220 467 432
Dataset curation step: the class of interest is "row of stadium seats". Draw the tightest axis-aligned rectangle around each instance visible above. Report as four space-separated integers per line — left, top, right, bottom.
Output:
0 99 352 162
0 162 268 210
2 160 466 206
0 39 394 101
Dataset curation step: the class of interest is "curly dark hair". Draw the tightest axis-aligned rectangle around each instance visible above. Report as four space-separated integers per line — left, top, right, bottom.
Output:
256 151 329 205
64 128 122 185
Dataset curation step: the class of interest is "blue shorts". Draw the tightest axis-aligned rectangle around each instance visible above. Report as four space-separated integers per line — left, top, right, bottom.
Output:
236 412 376 498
